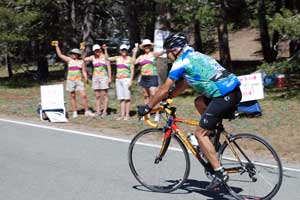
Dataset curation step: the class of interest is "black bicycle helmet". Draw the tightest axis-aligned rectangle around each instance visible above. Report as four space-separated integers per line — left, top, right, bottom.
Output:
163 33 188 50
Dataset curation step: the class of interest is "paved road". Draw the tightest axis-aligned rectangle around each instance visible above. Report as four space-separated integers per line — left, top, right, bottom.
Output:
0 119 299 200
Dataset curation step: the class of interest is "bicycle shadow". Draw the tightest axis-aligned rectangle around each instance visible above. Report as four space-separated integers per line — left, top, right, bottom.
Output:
132 179 242 200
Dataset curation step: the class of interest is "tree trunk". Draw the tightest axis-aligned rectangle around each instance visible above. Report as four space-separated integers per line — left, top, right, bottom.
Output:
69 0 77 46
82 0 95 54
257 0 274 62
70 0 76 29
5 45 13 78
124 0 141 47
218 0 232 71
145 1 156 41
271 0 283 59
194 19 203 52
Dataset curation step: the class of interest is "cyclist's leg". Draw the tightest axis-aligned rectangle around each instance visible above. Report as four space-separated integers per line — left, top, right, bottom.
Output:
194 95 211 115
195 127 222 170
194 90 241 190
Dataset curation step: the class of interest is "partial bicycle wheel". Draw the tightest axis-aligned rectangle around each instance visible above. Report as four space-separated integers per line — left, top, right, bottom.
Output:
219 133 283 200
128 128 190 193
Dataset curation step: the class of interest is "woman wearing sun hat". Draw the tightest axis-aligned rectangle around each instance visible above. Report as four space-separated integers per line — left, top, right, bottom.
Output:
104 44 134 120
82 44 112 117
53 41 94 118
132 39 165 121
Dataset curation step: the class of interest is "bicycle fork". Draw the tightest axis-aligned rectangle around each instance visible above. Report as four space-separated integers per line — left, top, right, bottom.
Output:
154 128 172 164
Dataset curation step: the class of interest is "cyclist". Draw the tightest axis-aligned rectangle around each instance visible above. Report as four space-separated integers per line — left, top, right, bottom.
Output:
137 33 242 190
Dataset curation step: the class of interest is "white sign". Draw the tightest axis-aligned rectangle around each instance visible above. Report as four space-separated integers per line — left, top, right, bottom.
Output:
40 84 67 122
41 84 65 110
238 73 264 102
154 29 170 58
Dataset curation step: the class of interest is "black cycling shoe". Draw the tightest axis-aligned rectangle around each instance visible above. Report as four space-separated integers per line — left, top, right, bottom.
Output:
206 169 229 191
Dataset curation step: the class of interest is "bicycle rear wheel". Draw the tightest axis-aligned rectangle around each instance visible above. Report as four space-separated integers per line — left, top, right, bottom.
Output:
128 128 190 193
219 133 283 200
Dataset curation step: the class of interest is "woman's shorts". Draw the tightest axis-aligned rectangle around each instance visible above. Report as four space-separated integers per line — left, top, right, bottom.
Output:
92 76 109 90
139 75 159 88
66 80 85 92
116 78 131 100
200 87 242 130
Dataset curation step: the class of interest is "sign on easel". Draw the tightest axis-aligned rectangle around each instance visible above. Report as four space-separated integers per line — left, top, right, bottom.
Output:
40 84 68 122
238 73 264 102
154 29 170 58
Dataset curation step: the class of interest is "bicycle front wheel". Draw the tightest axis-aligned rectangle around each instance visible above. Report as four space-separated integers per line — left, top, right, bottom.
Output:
128 128 190 193
219 133 283 200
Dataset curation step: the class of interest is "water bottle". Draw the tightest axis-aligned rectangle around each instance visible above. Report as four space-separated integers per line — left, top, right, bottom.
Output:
187 133 198 147
187 133 208 163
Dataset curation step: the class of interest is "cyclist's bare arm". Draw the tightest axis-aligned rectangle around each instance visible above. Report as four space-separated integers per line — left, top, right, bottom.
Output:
148 78 175 108
169 79 189 98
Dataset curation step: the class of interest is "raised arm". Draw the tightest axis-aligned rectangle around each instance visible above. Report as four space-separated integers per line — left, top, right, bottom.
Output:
153 50 166 58
79 44 93 62
131 43 140 65
54 42 71 63
83 55 93 62
103 44 117 62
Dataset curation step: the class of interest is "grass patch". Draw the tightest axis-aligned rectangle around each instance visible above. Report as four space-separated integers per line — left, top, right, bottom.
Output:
0 66 300 164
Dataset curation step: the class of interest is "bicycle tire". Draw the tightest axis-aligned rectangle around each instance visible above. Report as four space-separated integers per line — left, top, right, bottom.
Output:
219 133 283 200
128 128 190 193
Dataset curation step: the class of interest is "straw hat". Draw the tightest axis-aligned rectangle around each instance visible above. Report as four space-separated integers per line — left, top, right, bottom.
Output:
69 48 82 55
139 39 155 49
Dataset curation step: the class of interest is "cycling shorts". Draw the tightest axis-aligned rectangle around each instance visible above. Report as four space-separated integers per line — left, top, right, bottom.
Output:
199 87 242 130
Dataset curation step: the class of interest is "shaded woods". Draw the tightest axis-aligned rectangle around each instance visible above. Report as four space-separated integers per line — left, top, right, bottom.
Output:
1 0 300 79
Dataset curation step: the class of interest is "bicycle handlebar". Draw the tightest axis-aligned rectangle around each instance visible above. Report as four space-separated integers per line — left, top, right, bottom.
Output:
143 99 173 128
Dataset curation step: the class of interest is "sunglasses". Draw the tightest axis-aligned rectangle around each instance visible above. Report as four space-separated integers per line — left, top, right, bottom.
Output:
143 45 152 48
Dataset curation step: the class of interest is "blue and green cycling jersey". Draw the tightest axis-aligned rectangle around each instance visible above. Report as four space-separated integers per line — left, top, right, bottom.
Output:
168 47 240 98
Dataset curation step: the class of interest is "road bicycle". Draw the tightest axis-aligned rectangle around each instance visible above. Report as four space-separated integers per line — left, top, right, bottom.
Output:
128 99 283 200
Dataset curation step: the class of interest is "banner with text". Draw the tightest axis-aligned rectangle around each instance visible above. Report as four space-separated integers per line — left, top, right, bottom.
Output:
238 73 264 102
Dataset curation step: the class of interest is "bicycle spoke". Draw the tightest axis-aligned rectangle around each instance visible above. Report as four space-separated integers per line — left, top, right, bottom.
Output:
128 128 190 193
220 133 283 200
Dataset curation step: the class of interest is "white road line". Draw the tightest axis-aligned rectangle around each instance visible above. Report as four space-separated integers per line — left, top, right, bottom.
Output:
1 118 300 173
0 118 132 143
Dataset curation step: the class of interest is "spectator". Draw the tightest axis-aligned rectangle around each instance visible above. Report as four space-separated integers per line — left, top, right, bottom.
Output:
82 44 112 117
54 41 94 118
104 44 134 120
132 39 164 121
